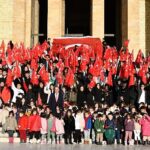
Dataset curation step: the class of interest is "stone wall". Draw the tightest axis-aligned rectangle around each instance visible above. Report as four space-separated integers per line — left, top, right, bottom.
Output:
0 0 31 47
0 0 149 55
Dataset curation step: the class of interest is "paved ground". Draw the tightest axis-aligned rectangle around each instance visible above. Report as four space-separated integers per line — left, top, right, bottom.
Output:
0 144 149 150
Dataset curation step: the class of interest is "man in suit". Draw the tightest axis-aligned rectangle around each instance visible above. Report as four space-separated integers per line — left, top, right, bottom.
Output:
49 86 63 115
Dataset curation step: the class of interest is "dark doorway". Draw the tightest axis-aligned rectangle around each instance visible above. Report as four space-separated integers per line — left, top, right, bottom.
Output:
65 0 91 36
39 0 48 43
104 0 122 49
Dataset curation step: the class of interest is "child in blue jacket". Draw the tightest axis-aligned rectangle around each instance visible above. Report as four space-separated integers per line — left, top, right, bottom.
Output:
105 113 115 144
84 111 92 144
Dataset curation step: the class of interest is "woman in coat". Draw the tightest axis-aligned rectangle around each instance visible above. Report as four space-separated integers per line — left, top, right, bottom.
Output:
5 111 17 143
93 83 102 103
64 109 75 144
139 113 150 145
77 86 86 108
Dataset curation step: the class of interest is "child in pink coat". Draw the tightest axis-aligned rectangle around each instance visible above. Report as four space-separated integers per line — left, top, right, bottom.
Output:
55 114 65 144
139 113 150 145
40 112 48 144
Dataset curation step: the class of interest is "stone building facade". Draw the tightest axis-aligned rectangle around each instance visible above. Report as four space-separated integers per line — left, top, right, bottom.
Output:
0 0 150 56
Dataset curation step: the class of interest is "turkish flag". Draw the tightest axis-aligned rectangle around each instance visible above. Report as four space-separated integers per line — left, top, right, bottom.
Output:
31 70 39 85
13 62 21 78
135 50 144 64
88 78 96 88
0 87 11 104
128 75 135 87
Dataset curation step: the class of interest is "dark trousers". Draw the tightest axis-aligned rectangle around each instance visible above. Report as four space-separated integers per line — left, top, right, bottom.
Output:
29 131 40 140
74 129 81 143
115 130 121 141
7 130 14 137
64 131 72 143
19 130 27 142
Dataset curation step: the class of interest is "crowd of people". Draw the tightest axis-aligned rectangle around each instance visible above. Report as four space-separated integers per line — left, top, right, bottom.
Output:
0 39 150 145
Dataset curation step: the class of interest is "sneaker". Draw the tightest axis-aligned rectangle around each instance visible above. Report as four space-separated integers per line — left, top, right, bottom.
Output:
52 141 55 145
129 140 134 145
36 139 41 144
47 140 51 144
29 139 33 144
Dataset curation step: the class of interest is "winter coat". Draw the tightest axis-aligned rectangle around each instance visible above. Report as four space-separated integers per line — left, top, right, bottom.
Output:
139 116 150 136
55 118 64 135
0 108 9 125
64 116 75 133
84 116 92 130
93 88 102 103
5 116 17 131
114 116 124 130
28 114 41 132
77 91 86 108
11 82 24 103
40 117 48 134
134 121 141 131
74 113 85 131
44 84 51 104
25 90 35 104
124 119 134 131
38 87 48 105
69 91 77 102
49 92 64 115
94 119 105 133
105 119 115 129
86 90 94 107
18 115 28 130
48 117 54 131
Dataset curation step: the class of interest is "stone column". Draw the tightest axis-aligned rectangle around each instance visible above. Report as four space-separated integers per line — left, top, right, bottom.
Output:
12 0 26 43
92 0 104 39
0 0 32 47
25 0 32 47
47 0 65 39
0 0 14 43
127 0 146 56
121 0 128 45
145 0 150 55
31 0 38 47
33 0 39 45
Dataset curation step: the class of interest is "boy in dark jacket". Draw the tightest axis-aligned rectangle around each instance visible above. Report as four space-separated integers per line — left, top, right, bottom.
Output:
84 111 92 144
105 113 115 144
114 112 124 144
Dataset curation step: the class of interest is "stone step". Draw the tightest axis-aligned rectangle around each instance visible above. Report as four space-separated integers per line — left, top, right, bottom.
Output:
0 132 18 138
0 137 20 143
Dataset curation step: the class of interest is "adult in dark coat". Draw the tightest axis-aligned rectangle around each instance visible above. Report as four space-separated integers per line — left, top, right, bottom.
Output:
145 84 150 105
25 84 36 105
128 85 138 106
86 87 94 107
104 85 114 106
49 86 64 115
77 86 86 108
64 110 75 144
93 83 102 103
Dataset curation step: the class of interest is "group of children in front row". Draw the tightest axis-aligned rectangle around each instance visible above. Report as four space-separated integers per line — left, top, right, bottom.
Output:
2 103 150 146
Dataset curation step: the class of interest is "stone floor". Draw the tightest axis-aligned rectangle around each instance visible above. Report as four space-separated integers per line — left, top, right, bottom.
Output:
0 144 149 150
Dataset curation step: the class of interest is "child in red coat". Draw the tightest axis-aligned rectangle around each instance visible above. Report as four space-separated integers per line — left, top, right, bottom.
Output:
18 111 28 143
28 108 41 143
